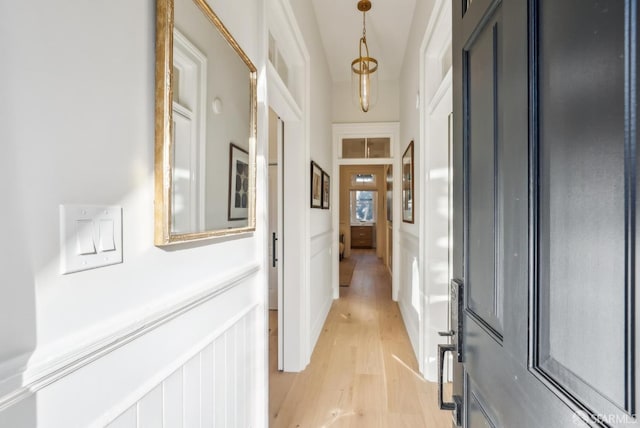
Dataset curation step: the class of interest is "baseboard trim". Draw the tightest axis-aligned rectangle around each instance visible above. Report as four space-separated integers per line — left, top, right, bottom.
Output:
398 298 419 361
0 263 260 411
310 294 332 354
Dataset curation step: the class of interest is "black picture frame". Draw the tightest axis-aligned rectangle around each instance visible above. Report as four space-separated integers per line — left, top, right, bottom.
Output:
310 161 322 208
402 141 414 223
322 171 330 209
386 165 393 222
228 143 250 220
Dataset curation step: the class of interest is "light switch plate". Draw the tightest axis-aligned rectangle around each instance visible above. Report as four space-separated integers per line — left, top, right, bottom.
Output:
60 205 123 274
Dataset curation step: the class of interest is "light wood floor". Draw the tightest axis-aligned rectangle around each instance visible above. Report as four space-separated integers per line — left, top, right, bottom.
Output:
269 250 452 428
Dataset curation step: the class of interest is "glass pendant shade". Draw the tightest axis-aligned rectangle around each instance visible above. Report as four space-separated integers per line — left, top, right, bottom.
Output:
351 1 378 112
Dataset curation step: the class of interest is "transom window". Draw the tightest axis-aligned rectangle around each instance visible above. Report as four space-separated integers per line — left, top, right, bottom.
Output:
351 173 376 186
342 137 390 159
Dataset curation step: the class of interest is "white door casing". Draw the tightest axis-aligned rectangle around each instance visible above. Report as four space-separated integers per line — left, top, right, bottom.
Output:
332 122 401 302
418 0 452 381
172 29 207 234
266 0 311 372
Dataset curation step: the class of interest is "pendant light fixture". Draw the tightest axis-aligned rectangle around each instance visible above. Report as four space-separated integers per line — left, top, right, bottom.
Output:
351 0 378 112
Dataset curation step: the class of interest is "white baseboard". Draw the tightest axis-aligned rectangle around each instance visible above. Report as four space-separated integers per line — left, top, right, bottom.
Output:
398 298 419 361
310 293 332 354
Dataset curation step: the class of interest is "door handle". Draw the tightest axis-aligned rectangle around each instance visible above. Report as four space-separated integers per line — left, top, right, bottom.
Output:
438 344 457 411
438 344 463 426
436 279 464 426
272 233 278 267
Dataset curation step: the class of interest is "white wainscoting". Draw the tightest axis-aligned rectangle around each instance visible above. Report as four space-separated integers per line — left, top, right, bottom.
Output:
0 266 263 428
105 307 259 428
398 230 420 359
309 230 334 356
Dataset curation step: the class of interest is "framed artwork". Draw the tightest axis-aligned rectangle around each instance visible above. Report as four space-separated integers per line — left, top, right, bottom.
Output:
228 143 250 220
402 141 414 223
386 165 393 222
322 171 330 209
311 161 322 208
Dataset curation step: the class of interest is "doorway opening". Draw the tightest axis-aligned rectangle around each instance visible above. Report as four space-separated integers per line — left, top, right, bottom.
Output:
338 165 393 289
268 107 284 373
332 122 400 300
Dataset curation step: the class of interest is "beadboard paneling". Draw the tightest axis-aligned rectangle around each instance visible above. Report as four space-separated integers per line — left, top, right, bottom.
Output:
398 230 420 359
107 307 258 428
310 231 333 357
138 385 162 428
107 406 137 428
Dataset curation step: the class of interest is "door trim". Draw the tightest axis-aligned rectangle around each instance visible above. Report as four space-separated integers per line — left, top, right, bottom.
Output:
331 122 401 302
267 0 312 373
418 0 453 381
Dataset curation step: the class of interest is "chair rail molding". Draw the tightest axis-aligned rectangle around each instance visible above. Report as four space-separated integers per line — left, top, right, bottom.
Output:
0 263 260 412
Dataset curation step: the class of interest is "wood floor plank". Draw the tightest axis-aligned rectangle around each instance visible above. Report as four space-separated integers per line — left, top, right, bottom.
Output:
349 374 386 428
354 325 384 375
269 250 452 428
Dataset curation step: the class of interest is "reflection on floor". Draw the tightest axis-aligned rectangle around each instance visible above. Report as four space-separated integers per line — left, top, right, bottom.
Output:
269 249 452 427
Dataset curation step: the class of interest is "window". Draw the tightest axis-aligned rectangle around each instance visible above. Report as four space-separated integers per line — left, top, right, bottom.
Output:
268 32 290 91
350 190 377 223
341 137 390 159
351 173 376 186
366 138 390 158
342 138 366 158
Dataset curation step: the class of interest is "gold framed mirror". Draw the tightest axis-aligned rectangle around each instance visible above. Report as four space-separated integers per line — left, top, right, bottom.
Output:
155 0 257 245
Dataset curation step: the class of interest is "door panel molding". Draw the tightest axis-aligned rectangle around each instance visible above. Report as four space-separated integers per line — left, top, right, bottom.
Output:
529 0 638 421
463 5 504 343
460 0 502 51
466 373 498 428
454 0 638 426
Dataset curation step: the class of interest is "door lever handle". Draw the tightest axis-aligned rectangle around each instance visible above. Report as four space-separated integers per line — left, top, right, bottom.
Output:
438 330 455 337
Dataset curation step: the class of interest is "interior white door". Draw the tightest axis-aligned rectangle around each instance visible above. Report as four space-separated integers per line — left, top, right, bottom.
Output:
268 164 278 310
268 108 285 370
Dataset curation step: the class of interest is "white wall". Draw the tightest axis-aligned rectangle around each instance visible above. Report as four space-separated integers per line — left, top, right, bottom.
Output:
332 80 400 123
397 0 437 365
289 0 335 359
0 0 267 426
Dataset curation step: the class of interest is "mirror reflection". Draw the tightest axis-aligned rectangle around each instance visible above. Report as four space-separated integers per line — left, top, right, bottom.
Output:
155 0 257 245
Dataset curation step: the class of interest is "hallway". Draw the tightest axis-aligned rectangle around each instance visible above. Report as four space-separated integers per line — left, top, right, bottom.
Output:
269 250 451 427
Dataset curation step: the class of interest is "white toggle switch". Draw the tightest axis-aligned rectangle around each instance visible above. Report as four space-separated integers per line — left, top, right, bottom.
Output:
76 220 96 255
60 205 123 274
99 219 115 252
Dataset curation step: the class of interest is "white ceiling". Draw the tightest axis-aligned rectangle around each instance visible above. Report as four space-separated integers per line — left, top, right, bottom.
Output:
311 0 417 83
